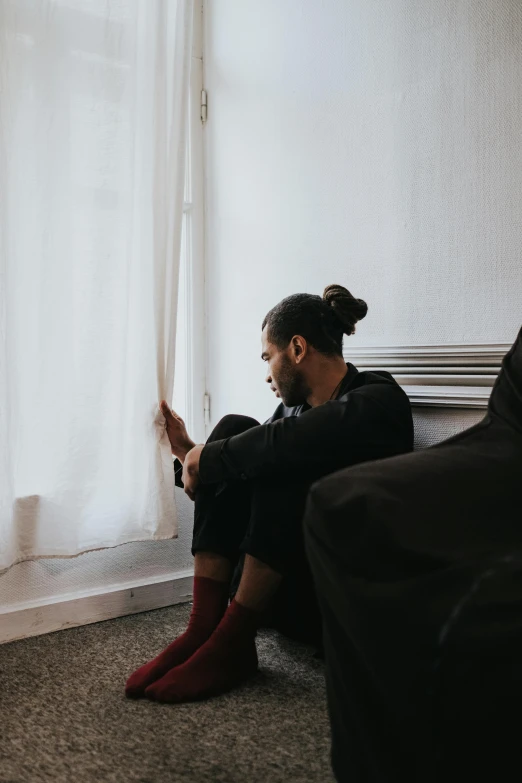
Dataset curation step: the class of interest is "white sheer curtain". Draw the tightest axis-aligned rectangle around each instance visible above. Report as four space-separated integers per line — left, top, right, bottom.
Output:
0 0 192 574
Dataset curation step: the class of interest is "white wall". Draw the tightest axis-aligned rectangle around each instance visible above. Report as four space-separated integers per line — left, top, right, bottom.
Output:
204 0 522 426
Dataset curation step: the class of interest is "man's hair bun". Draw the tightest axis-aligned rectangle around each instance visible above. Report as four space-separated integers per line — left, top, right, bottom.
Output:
323 284 368 336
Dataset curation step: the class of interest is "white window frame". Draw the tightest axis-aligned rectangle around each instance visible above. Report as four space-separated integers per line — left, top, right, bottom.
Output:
175 0 206 444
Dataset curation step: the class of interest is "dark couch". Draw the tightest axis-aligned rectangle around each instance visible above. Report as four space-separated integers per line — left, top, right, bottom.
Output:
305 326 522 782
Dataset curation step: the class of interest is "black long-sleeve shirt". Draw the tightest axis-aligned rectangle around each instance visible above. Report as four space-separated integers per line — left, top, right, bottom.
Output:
198 363 413 485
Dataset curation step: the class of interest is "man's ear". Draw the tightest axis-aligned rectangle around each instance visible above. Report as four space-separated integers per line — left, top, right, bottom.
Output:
291 335 307 363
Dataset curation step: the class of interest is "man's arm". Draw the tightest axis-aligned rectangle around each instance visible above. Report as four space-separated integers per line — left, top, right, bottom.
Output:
199 385 410 485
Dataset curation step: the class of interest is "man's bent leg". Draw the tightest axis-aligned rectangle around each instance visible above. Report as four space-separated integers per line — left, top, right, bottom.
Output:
126 415 259 699
244 479 323 645
191 414 261 563
194 551 232 582
145 479 320 704
235 554 282 611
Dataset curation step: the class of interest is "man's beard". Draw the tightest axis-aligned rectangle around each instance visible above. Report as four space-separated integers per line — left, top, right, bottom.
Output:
277 356 310 407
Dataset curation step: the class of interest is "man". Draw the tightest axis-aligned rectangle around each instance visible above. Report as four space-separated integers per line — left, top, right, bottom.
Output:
304 325 522 782
126 284 413 704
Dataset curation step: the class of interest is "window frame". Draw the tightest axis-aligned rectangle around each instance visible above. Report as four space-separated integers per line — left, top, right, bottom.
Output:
175 0 206 444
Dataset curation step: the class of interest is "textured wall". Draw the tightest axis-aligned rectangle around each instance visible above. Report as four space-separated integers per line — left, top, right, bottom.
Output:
204 0 522 426
413 407 484 450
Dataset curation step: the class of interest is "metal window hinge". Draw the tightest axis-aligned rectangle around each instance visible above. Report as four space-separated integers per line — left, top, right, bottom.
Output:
201 89 208 124
203 393 211 427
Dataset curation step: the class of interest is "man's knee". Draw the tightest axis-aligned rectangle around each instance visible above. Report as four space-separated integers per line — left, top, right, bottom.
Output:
208 414 260 442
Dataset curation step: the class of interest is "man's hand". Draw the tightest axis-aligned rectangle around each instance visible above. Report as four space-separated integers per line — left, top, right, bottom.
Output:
182 444 204 501
160 400 195 461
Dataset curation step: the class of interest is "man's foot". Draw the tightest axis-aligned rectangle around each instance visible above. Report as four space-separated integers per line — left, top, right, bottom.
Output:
144 599 260 703
125 576 229 698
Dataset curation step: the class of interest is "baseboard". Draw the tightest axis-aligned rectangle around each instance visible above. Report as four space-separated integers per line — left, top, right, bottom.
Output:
0 570 194 645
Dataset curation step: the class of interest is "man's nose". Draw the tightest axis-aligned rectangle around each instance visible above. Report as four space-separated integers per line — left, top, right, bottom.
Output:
265 372 272 385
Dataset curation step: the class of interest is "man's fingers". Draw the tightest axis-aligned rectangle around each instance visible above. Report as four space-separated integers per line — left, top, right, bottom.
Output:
160 400 182 422
161 400 180 421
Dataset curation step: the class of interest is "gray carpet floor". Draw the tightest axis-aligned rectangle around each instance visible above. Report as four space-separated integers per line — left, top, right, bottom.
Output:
0 603 335 783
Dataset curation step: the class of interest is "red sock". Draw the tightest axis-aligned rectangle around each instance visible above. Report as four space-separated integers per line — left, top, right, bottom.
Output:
125 576 229 698
144 599 260 703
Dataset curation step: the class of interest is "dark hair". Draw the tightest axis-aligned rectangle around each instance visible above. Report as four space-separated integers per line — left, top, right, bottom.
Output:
262 284 368 357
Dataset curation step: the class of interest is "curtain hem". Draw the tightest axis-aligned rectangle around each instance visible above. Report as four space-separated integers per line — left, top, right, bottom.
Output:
0 533 180 578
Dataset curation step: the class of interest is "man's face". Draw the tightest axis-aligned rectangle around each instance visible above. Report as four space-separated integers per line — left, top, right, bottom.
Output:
261 326 310 407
